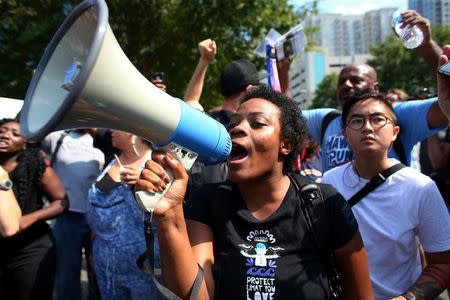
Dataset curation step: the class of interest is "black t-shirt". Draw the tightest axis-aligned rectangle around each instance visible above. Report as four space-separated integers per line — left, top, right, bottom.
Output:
185 176 357 300
209 109 234 128
186 109 234 196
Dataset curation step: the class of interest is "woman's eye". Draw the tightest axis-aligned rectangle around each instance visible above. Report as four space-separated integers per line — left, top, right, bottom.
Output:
251 121 264 128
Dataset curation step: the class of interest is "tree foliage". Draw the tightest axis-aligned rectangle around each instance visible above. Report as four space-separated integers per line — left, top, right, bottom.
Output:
309 73 338 109
308 25 450 109
367 26 450 98
1 0 317 110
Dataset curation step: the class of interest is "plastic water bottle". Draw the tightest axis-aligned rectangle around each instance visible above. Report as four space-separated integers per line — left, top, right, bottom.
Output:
392 10 424 49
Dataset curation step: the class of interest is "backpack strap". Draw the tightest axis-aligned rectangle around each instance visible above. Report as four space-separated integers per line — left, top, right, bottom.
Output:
320 110 341 144
50 130 70 166
136 218 204 300
288 173 342 299
288 174 328 252
348 163 406 207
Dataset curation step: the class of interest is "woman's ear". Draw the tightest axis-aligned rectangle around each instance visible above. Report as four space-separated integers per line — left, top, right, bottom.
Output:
280 140 293 156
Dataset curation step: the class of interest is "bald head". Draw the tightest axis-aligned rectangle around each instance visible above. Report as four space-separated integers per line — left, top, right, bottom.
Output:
337 64 379 107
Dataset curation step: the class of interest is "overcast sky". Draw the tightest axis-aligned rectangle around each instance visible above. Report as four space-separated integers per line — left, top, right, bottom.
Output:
291 0 407 15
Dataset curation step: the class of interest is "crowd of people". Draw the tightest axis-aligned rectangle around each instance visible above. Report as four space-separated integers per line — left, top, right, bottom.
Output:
0 9 449 300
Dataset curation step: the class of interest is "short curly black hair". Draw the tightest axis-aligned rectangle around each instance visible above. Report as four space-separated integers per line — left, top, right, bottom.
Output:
241 85 307 174
341 88 397 127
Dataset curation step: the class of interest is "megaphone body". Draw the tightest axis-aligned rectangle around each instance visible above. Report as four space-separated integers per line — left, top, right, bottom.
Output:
20 0 231 212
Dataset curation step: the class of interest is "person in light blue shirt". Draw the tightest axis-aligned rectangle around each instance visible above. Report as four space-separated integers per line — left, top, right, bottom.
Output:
303 94 439 172
302 62 449 172
286 13 450 173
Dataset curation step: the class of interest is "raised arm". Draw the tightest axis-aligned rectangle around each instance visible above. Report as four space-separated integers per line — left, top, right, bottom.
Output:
425 45 450 128
437 45 450 121
0 166 21 237
277 57 292 97
184 39 217 109
399 11 449 128
427 134 450 170
401 10 442 74
136 152 211 299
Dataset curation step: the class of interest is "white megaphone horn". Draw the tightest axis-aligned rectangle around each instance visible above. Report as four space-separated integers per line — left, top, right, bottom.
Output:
20 0 231 213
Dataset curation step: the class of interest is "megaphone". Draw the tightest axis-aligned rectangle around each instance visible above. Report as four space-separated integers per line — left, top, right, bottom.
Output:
20 0 231 212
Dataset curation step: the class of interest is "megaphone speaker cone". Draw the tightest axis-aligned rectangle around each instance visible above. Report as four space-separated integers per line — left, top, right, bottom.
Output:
21 0 231 165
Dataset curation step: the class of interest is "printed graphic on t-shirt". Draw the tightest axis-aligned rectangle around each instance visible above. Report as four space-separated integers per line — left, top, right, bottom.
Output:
239 229 284 299
325 132 351 170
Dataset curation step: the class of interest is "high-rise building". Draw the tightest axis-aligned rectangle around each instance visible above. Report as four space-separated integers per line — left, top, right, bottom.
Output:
298 8 395 106
287 49 371 108
409 0 450 25
305 13 365 57
305 8 396 57
363 8 397 53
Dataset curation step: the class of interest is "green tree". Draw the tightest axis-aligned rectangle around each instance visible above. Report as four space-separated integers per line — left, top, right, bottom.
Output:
309 73 338 109
0 1 79 99
1 0 318 110
367 26 450 98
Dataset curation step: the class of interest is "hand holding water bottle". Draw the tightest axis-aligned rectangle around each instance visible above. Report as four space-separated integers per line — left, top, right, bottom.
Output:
392 10 430 49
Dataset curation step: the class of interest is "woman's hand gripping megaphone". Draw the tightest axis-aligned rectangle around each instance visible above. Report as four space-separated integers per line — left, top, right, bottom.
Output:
134 147 191 217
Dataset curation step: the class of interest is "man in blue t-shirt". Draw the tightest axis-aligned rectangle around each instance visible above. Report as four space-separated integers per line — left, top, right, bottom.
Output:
286 12 450 173
302 60 449 172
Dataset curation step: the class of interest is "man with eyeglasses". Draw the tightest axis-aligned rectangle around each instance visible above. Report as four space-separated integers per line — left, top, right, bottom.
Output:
301 58 449 172
345 113 396 131
279 12 450 173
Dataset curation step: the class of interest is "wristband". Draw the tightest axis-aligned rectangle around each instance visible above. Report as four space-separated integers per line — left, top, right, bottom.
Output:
402 292 416 300
0 179 13 191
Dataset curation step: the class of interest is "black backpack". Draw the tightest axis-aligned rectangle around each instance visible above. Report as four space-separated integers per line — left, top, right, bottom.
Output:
288 173 342 299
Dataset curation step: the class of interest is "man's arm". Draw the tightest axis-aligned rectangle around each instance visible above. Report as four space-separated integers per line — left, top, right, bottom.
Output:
277 57 292 97
437 45 450 121
0 166 21 237
401 10 442 74
184 39 217 110
426 45 450 128
427 134 450 170
392 251 450 300
400 12 448 128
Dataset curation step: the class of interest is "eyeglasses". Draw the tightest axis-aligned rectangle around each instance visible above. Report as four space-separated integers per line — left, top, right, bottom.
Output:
346 114 395 130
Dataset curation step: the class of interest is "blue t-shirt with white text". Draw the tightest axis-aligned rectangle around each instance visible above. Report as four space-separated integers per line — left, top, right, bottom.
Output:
303 98 440 172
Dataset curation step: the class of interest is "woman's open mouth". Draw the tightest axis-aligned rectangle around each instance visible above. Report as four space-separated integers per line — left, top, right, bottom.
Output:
0 139 10 148
229 143 249 162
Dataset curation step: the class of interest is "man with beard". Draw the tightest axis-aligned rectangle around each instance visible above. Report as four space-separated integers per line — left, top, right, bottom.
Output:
292 11 450 172
302 58 450 172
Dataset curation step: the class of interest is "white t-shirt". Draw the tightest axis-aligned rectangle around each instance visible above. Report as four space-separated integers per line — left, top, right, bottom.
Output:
323 161 450 300
43 131 105 213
